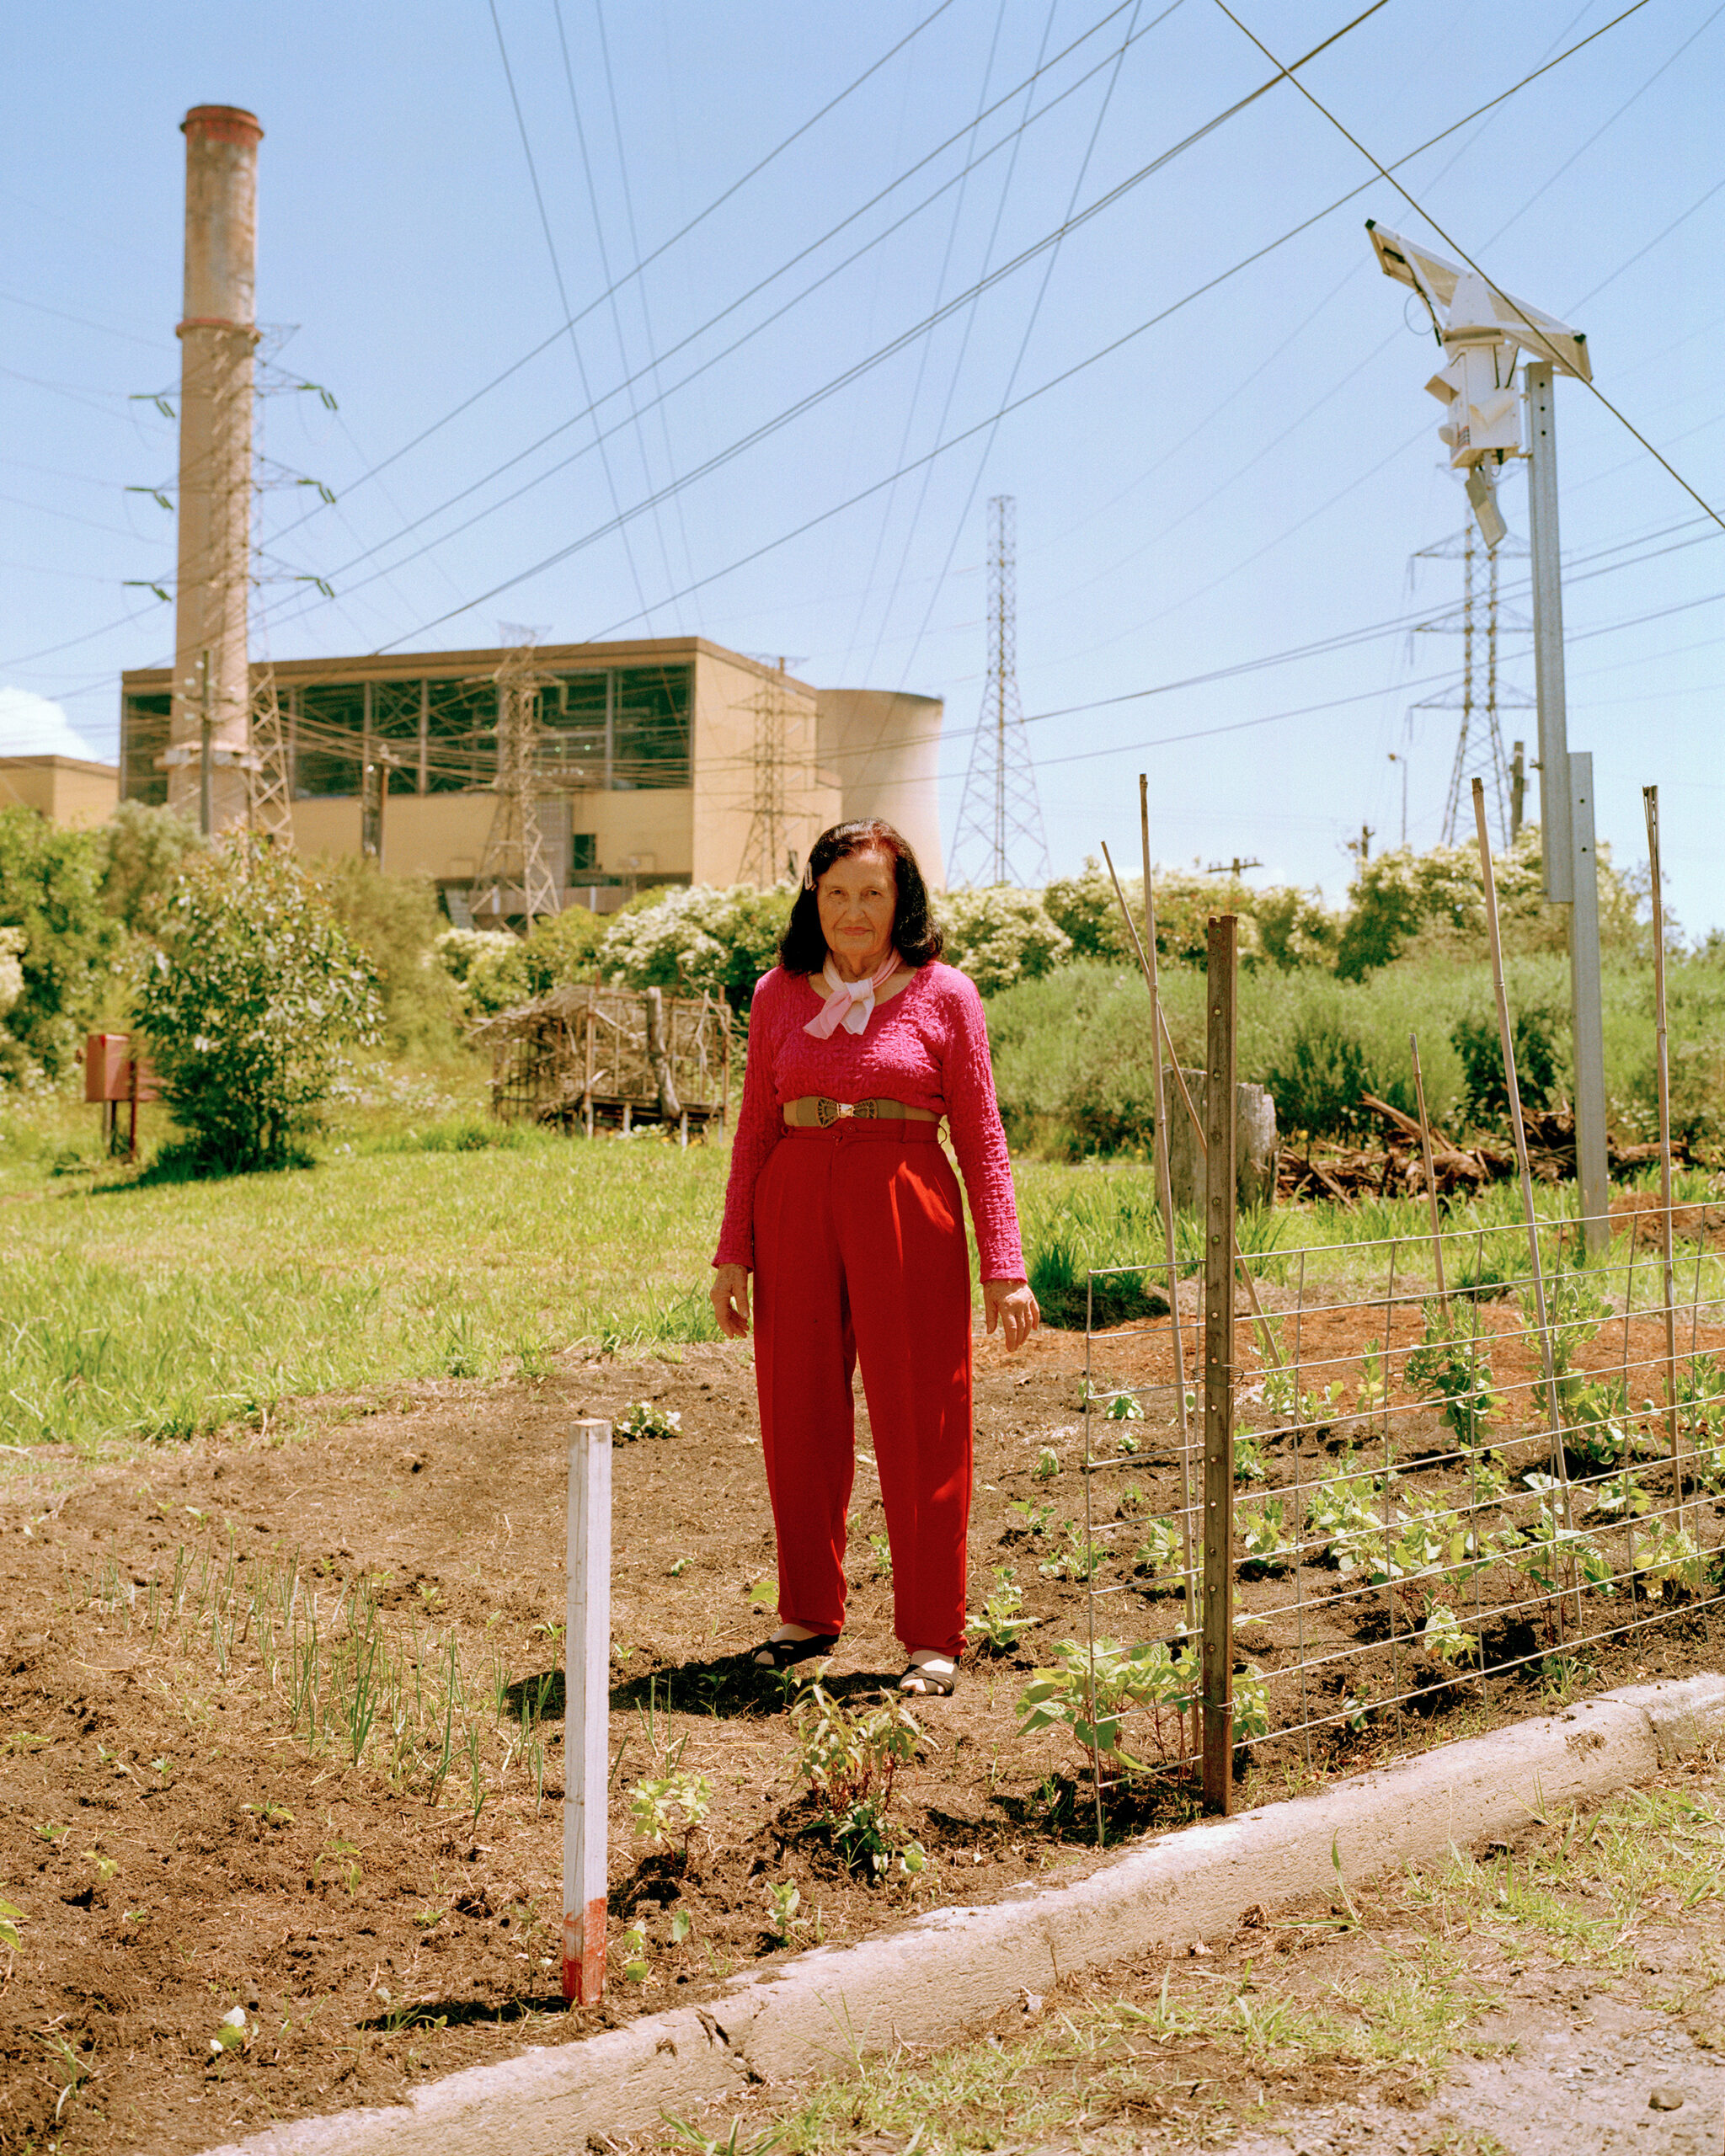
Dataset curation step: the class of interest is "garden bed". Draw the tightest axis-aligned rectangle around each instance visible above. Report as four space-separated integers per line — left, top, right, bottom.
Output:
4 1306 1725 2154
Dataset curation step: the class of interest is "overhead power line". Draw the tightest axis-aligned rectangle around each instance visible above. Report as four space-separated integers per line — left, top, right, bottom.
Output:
253 0 1199 620
340 0 1652 653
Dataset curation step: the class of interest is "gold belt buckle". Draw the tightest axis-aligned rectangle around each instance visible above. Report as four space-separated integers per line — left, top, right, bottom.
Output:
836 1101 856 1119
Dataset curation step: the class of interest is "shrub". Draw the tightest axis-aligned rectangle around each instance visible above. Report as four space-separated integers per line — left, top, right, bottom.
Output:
1265 1012 1377 1139
0 806 122 1081
98 801 206 931
1450 1001 1565 1121
313 856 459 1052
599 883 793 1018
434 927 526 1017
934 887 1070 996
136 836 381 1171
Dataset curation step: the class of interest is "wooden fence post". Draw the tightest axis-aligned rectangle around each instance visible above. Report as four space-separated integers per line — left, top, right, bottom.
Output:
562 1419 612 2004
1202 915 1237 1814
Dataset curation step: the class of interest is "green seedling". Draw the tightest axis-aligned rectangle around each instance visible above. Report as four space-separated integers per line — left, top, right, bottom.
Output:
619 1923 649 1982
1632 1520 1702 1599
867 1531 893 1578
762 1879 803 1943
1037 1519 1104 1582
1020 1636 1221 1771
29 1822 67 1846
0 1897 23 1952
617 1400 681 1442
1233 1431 1268 1484
1104 1392 1145 1422
1116 1482 1146 1517
315 1838 361 1895
1406 1308 1504 1445
210 2005 250 2056
789 1684 921 1881
1238 1498 1295 1573
745 1576 777 1611
1421 1603 1479 1668
1007 1497 1053 1539
966 1566 1039 1654
1033 1445 1061 1481
242 1801 293 1829
668 1556 689 1577
629 1769 712 1862
1133 1517 1189 1593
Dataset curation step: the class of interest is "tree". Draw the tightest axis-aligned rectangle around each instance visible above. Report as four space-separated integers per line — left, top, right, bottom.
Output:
312 854 459 1051
0 805 121 1081
99 801 205 932
135 837 381 1171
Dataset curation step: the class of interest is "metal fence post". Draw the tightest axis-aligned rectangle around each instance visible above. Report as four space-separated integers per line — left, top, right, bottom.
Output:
1202 915 1237 1813
563 1419 612 2004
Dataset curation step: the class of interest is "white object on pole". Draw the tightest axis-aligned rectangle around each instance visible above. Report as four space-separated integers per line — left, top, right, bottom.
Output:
563 1419 612 2005
1366 222 1591 381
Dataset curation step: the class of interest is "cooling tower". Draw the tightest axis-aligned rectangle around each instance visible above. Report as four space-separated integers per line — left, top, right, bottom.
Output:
814 690 945 890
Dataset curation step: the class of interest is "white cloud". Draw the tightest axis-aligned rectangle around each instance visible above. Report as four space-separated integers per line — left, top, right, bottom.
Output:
0 686 102 762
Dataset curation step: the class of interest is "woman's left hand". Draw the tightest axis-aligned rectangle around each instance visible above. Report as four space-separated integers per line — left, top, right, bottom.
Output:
982 1278 1040 1352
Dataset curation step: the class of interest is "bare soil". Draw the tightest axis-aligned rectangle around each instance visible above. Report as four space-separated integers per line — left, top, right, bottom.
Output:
3 1305 1724 2155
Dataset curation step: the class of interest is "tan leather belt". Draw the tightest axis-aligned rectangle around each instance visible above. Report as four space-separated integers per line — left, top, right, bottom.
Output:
783 1096 939 1129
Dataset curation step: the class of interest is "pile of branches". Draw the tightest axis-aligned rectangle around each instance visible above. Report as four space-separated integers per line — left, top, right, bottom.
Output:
1278 1094 1691 1205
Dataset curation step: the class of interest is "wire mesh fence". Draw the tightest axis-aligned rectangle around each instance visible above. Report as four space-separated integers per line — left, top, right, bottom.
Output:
1066 1198 1725 1831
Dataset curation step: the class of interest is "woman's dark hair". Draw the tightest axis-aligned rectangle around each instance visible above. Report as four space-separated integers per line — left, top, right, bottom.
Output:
777 819 944 974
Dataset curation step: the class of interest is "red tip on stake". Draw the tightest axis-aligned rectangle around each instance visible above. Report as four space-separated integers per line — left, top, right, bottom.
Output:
562 1898 607 2003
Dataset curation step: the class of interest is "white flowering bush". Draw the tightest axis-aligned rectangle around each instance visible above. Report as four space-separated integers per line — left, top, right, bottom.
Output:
934 888 1071 997
598 883 793 1017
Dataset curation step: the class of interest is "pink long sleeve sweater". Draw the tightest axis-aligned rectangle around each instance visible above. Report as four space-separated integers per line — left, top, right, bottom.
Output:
713 961 1027 1281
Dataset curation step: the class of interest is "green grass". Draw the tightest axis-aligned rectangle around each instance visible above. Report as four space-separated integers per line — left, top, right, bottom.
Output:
0 1119 729 1449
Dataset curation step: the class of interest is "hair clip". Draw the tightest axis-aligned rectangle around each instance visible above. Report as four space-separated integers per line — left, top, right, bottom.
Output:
801 862 815 891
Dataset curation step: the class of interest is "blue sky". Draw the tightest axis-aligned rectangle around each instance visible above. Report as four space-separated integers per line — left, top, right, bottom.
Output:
3 1 1722 928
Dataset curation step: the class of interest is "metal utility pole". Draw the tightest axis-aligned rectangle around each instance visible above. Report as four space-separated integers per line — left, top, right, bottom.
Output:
1525 360 1608 1246
167 106 262 835
1369 223 1607 1251
950 497 1049 887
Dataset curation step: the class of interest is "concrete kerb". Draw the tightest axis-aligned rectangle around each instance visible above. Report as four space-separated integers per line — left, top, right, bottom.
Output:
201 1671 1725 2156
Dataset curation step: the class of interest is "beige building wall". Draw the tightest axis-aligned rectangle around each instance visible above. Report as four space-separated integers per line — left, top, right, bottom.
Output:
0 755 120 829
120 636 937 899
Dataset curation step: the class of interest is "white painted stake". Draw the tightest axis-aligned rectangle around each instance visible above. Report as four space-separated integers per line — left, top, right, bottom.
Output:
563 1420 612 2004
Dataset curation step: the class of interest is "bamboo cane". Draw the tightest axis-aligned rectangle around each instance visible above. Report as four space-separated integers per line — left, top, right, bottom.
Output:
1138 783 1199 1762
1643 787 1684 1530
1471 778 1578 1625
1100 841 1283 1369
1409 1032 1449 1312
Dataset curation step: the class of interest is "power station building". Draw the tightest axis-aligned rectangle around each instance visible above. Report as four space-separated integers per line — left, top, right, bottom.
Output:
118 638 945 906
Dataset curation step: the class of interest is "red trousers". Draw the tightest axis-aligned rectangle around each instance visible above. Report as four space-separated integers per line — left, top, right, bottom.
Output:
752 1121 973 1659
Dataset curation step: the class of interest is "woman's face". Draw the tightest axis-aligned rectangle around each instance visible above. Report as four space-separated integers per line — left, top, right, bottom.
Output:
815 846 898 979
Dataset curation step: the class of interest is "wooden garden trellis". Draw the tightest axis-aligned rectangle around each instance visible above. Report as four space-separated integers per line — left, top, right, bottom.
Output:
476 984 731 1139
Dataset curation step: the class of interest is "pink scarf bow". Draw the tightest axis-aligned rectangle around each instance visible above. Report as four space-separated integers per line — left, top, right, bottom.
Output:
804 951 900 1038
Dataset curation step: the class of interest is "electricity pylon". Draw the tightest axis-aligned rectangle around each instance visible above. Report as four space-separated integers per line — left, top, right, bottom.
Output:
1410 524 1531 850
473 635 561 924
950 496 1048 887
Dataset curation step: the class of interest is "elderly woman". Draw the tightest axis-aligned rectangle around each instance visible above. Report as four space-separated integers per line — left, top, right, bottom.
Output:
711 818 1038 1698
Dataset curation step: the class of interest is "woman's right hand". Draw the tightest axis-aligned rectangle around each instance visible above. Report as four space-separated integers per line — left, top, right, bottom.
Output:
711 1264 752 1339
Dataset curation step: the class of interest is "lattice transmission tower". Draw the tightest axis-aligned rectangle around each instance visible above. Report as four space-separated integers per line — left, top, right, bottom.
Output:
472 631 563 924
1410 523 1532 850
735 664 803 886
950 496 1048 888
